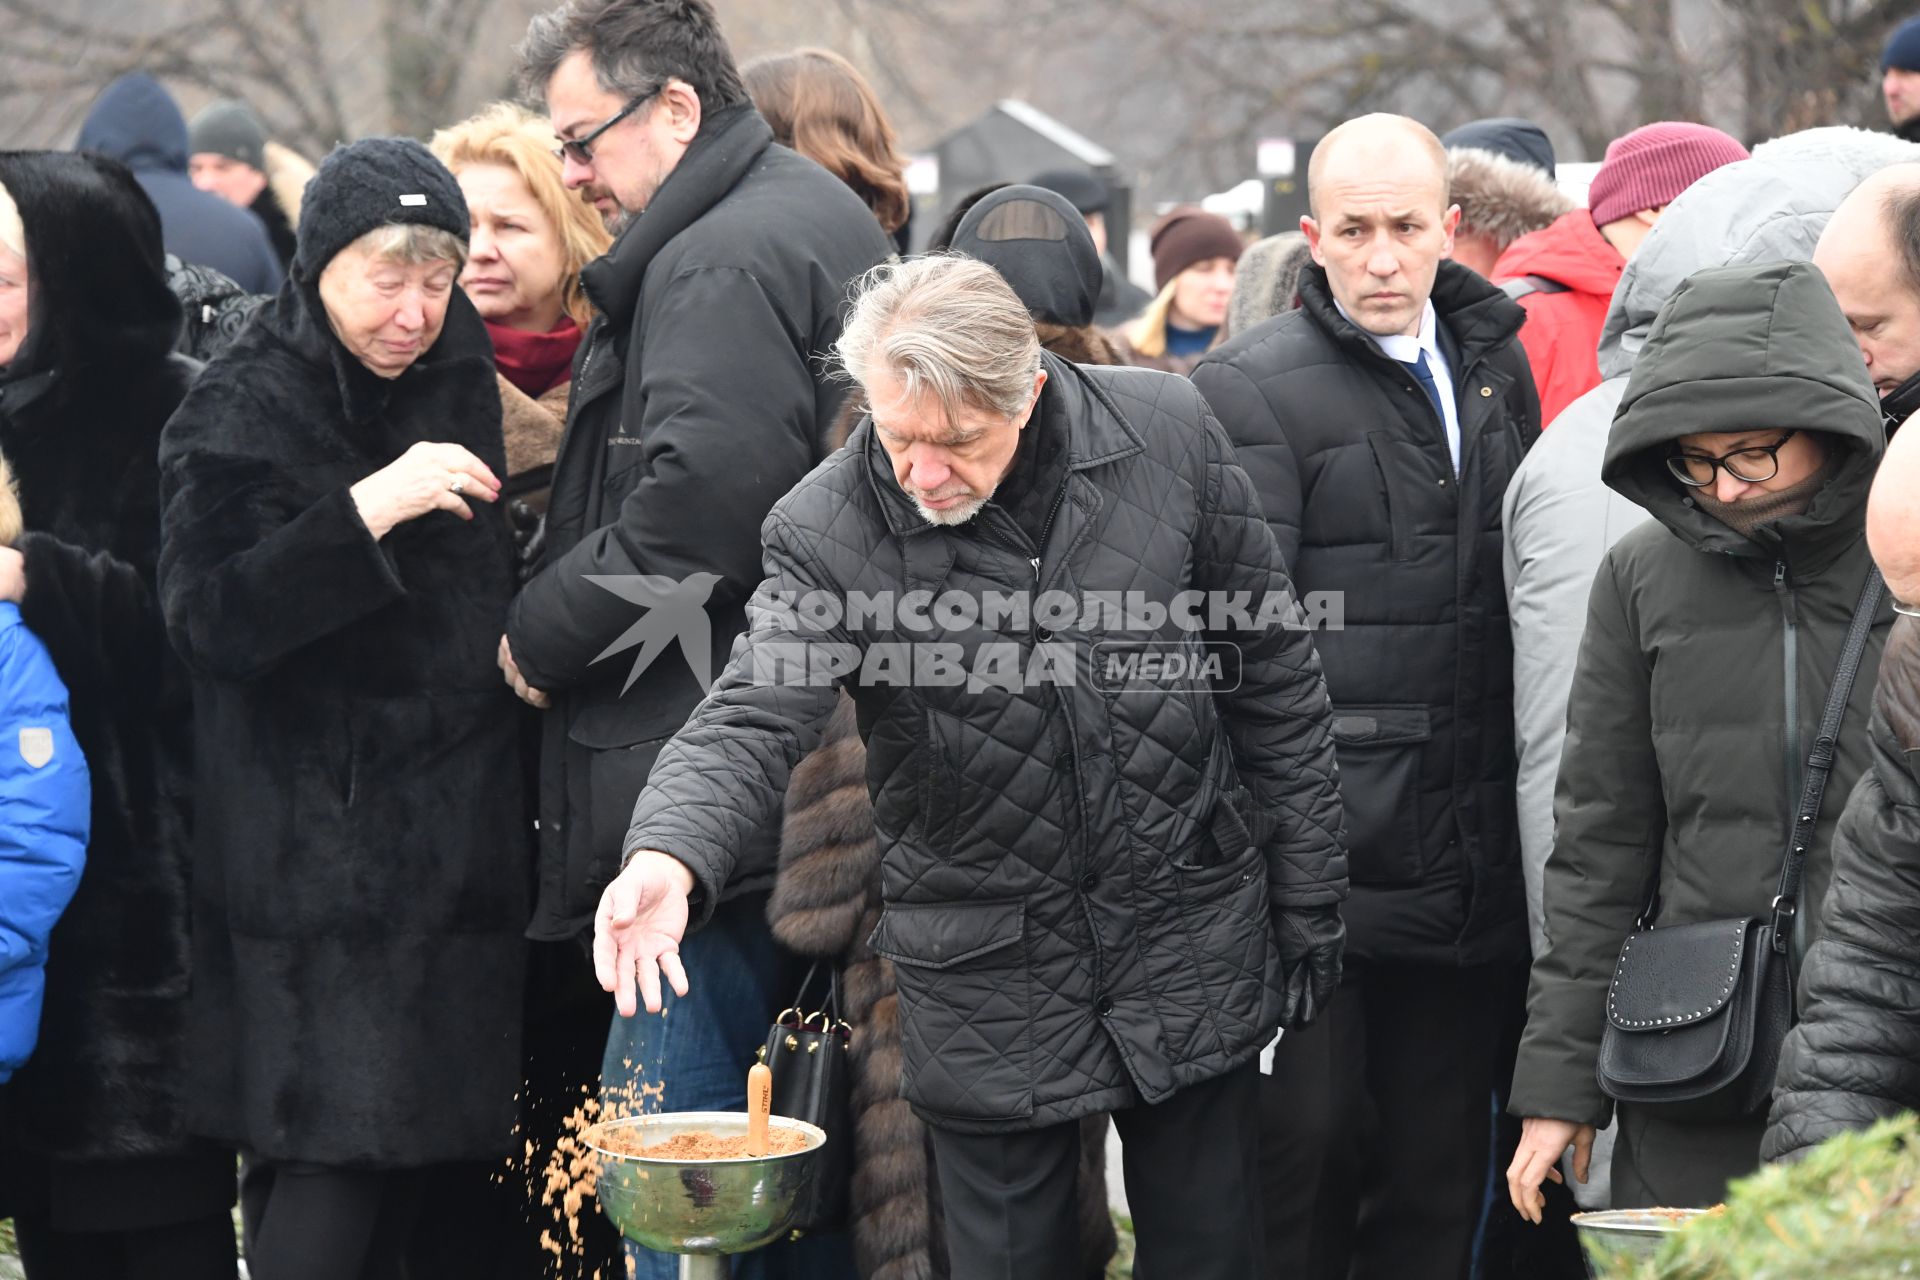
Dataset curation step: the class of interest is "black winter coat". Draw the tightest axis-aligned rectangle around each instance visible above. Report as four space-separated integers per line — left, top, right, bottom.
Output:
1512 263 1889 1133
1192 262 1538 967
158 280 529 1167
505 103 890 942
1763 619 1920 1162
0 151 203 1164
625 354 1348 1134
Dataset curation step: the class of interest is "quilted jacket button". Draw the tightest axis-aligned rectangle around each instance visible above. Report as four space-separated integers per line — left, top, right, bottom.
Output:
1079 871 1098 892
1095 995 1115 1016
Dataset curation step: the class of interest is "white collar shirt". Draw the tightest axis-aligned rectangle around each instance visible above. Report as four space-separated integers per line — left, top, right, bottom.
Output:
1336 296 1460 474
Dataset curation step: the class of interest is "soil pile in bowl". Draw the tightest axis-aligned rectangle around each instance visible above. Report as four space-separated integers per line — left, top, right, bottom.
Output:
594 1126 810 1160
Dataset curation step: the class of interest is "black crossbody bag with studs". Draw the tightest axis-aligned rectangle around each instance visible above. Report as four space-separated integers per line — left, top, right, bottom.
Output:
1596 569 1883 1119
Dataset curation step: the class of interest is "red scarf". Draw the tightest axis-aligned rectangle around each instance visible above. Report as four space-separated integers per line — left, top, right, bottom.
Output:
487 316 582 398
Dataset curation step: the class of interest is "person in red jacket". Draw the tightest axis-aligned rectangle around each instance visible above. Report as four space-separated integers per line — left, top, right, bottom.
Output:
1495 122 1746 425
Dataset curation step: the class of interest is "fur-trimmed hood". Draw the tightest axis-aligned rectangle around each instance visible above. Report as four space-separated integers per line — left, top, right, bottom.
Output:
1447 146 1572 249
263 140 314 228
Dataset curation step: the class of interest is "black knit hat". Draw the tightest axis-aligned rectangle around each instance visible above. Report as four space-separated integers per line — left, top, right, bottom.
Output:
188 100 268 170
950 185 1102 328
294 136 468 282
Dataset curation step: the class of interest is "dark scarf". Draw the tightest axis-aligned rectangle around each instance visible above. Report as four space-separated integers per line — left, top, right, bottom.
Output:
486 316 581 398
1691 461 1830 539
1882 365 1920 436
982 381 1069 549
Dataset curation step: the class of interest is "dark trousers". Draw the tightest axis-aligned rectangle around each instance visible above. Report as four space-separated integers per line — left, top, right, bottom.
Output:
4 1146 238 1280
14 1214 236 1279
241 1163 428 1280
1611 1104 1764 1210
1260 962 1520 1280
930 1061 1262 1280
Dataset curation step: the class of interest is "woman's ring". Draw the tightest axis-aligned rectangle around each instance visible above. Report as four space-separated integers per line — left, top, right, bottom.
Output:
448 474 466 495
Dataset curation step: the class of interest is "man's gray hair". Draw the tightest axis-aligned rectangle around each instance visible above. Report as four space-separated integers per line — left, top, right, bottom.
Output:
836 255 1043 426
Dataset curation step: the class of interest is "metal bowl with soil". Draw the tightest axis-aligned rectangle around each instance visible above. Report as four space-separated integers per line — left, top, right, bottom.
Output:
581 1111 827 1280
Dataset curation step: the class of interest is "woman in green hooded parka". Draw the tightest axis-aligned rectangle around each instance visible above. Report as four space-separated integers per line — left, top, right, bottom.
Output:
1504 260 1893 1216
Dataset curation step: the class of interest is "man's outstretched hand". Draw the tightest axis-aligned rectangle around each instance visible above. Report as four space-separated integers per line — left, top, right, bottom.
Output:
593 850 696 1017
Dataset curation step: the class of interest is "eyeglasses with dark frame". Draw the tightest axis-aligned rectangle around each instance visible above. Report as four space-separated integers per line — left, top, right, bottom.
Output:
1666 429 1800 488
552 87 661 165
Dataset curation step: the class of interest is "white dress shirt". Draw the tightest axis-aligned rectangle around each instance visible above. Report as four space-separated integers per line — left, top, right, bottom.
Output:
1336 297 1461 474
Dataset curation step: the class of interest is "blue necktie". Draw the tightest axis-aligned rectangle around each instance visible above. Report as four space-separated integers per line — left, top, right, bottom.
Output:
1401 351 1445 423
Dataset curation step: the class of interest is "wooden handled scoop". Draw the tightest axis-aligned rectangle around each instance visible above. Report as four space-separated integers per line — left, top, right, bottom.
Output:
747 1062 773 1157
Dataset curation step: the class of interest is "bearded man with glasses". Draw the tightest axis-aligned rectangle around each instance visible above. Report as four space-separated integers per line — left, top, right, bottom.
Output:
497 5 888 1276
1506 260 1896 1218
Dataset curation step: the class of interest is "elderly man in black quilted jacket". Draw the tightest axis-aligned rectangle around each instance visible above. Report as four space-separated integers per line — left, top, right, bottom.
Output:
594 254 1348 1278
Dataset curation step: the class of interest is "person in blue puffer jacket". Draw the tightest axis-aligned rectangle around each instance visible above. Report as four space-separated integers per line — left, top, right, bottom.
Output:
0 448 89 1085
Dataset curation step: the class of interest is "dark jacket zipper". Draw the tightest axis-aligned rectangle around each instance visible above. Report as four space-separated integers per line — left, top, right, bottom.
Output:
1775 558 1799 800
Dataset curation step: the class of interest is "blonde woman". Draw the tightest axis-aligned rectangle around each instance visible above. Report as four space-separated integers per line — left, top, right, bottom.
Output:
1111 206 1242 375
432 102 611 536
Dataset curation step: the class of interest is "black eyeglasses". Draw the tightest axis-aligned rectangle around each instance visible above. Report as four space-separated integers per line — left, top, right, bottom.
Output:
1666 430 1799 487
552 88 660 165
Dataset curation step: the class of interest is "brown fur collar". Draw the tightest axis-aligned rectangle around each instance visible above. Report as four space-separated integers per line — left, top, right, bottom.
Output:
497 373 569 482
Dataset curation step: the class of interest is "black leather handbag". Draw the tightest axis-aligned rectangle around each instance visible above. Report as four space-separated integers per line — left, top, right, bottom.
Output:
757 964 852 1233
1596 568 1884 1118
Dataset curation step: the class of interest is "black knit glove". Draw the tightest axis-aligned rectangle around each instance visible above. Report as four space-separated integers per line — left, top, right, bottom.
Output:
1274 903 1345 1030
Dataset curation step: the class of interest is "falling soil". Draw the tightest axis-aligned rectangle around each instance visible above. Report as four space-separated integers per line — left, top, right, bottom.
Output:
524 1061 663 1276
592 1126 810 1161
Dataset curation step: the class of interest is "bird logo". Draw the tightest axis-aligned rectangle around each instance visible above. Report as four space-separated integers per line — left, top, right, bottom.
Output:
585 572 723 692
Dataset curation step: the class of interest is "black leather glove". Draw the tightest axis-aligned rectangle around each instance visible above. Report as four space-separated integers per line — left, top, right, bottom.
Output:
1274 902 1345 1031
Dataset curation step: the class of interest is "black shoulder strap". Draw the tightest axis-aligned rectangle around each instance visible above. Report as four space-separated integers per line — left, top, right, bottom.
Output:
1500 275 1571 302
1770 567 1886 949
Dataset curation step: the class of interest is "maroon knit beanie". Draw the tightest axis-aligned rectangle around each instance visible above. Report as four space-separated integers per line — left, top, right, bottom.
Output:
1586 122 1748 227
1149 207 1243 291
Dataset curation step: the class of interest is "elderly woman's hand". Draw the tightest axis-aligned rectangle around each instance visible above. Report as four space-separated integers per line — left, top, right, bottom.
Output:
350 441 501 540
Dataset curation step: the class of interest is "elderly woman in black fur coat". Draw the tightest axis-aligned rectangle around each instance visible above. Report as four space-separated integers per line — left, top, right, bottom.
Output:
0 150 238 1280
158 138 528 1279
